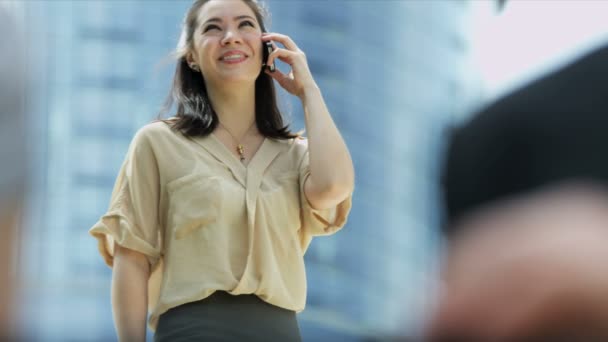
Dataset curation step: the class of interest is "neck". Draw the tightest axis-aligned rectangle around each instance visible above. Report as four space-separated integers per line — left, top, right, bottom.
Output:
207 81 257 137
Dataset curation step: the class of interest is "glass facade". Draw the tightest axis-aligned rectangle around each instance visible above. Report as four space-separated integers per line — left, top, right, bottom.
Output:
267 1 479 339
21 2 192 340
21 1 480 340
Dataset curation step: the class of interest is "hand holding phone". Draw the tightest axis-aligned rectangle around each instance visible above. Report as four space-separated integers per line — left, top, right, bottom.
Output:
262 40 276 73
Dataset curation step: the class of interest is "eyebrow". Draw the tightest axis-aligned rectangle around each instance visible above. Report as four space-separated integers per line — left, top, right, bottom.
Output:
202 15 256 26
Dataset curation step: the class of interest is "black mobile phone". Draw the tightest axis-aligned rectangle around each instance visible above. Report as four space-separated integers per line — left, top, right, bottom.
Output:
262 40 276 72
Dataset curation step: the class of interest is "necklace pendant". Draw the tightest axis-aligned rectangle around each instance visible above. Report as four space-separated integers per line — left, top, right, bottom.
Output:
237 144 245 163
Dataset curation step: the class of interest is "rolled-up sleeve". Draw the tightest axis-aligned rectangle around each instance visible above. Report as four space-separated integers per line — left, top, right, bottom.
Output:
298 143 352 238
89 129 162 268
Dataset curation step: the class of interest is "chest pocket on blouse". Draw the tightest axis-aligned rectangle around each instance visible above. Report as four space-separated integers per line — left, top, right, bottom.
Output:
166 174 221 240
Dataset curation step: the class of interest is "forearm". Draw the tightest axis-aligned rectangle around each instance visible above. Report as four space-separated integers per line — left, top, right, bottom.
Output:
112 247 150 342
301 85 354 207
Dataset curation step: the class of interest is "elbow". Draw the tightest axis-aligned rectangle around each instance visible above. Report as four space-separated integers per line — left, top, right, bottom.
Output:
114 244 151 276
305 166 354 210
334 171 355 198
310 179 354 207
327 180 354 201
322 168 354 196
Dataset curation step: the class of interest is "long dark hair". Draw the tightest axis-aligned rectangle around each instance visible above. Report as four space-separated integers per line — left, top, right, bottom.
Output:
159 0 296 140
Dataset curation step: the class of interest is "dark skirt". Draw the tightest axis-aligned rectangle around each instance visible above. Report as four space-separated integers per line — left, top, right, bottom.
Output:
154 291 302 342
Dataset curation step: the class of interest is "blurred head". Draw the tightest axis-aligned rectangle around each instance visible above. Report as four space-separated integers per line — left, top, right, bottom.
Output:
163 0 295 139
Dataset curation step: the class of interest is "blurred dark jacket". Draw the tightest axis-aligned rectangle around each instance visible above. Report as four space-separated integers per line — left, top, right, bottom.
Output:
443 44 608 233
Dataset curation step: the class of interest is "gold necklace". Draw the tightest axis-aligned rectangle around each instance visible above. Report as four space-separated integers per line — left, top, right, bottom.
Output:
218 121 256 163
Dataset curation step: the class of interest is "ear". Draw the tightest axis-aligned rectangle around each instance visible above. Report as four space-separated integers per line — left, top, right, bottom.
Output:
186 51 195 65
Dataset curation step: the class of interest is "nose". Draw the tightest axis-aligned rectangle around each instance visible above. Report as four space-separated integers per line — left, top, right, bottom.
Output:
221 27 242 46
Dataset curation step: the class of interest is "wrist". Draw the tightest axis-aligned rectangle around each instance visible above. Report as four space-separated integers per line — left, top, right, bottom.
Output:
298 82 320 101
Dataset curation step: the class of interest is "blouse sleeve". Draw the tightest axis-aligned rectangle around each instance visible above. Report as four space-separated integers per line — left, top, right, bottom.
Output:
89 129 162 268
298 141 353 239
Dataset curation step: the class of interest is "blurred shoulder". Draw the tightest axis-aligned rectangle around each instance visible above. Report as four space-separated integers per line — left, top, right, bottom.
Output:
131 120 180 148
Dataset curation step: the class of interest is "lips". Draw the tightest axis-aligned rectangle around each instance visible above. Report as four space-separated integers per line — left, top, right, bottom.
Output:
219 50 248 63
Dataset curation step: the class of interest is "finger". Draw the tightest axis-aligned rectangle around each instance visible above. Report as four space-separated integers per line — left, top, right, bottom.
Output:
267 47 299 68
265 67 290 84
265 69 297 95
262 32 299 51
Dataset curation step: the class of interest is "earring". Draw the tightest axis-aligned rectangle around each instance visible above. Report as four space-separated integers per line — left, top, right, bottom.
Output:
190 64 200 72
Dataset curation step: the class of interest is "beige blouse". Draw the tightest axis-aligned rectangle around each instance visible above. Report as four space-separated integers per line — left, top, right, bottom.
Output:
89 121 352 331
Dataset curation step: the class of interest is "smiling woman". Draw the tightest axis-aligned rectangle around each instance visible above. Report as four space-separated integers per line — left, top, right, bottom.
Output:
161 0 292 140
88 0 354 341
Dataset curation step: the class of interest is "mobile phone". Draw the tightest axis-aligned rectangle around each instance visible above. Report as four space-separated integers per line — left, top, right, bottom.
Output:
262 40 276 72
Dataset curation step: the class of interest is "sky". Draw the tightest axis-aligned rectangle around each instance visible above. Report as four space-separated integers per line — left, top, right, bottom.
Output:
470 0 608 100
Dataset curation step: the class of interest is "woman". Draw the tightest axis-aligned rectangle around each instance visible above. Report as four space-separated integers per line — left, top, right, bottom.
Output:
89 0 354 341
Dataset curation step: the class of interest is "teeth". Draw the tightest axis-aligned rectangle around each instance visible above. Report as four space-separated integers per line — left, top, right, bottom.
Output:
223 54 244 61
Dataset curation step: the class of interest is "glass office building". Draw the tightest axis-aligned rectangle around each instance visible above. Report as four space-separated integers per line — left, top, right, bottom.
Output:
21 1 193 340
266 1 479 339
21 1 480 340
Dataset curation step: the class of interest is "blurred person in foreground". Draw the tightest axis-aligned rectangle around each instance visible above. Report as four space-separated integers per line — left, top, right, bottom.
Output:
88 0 354 341
0 2 26 340
429 43 608 339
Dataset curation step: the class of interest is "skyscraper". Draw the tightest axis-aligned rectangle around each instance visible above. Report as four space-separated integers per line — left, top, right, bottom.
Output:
266 1 479 339
22 1 480 340
21 1 191 340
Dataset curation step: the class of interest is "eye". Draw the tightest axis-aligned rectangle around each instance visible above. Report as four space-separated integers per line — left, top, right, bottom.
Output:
239 20 255 28
203 24 221 33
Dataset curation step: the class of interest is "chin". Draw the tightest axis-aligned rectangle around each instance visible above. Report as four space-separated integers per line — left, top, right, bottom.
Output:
219 72 259 84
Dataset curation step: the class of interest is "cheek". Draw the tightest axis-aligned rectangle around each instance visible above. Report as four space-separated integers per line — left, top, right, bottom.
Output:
253 43 264 64
196 41 216 63
244 34 263 57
